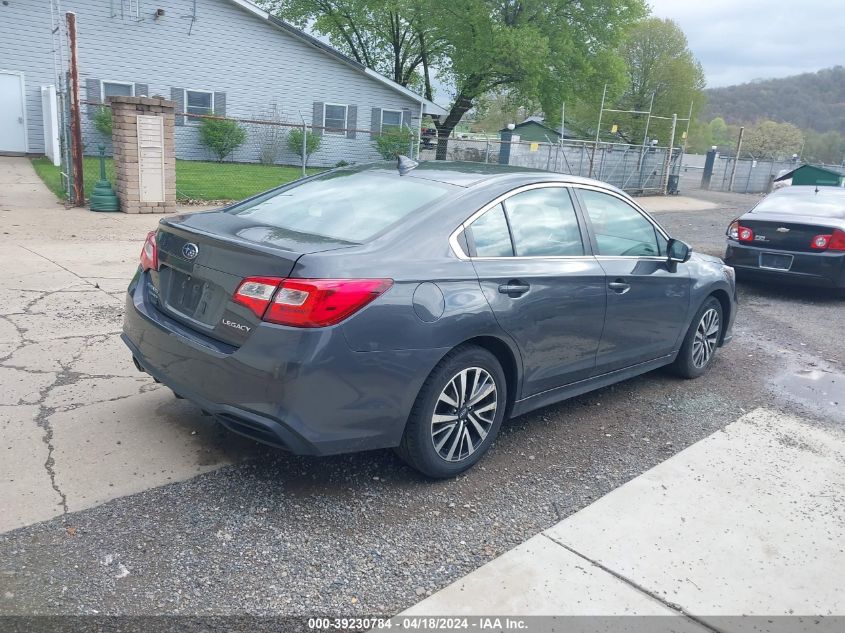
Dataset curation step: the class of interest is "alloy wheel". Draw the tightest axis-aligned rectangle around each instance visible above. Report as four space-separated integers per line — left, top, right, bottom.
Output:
692 308 720 368
431 367 498 462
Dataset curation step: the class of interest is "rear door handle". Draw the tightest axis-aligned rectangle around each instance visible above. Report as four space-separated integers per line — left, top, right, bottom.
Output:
498 282 530 296
608 280 631 294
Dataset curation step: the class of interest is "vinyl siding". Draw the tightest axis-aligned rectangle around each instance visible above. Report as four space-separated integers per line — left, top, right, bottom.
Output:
0 0 420 165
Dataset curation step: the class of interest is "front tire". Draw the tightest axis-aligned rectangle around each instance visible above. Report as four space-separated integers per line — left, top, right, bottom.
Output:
671 296 723 379
397 345 507 478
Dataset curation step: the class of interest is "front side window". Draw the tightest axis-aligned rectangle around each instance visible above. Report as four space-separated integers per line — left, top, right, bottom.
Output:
381 110 403 131
324 104 348 134
186 90 213 118
579 189 662 257
468 204 513 257
503 187 584 257
103 81 134 99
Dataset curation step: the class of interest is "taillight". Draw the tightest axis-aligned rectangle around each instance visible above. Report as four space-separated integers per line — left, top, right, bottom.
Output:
232 277 392 327
140 231 158 271
727 221 739 240
811 229 845 251
727 220 754 242
233 276 284 318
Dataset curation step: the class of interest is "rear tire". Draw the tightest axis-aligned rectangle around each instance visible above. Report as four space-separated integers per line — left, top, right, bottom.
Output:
670 296 723 379
397 345 507 478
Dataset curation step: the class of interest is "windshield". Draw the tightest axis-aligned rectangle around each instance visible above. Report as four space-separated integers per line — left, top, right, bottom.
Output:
228 170 453 242
753 189 845 219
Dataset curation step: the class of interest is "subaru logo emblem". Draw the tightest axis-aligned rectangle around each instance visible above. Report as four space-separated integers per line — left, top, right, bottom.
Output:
182 243 199 260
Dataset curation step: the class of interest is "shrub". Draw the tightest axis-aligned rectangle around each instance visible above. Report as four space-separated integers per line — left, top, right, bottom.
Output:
287 128 321 166
373 127 415 160
198 116 247 162
93 107 113 137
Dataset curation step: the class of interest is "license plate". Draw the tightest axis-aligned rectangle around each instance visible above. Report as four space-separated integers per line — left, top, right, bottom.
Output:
759 252 793 271
168 270 214 320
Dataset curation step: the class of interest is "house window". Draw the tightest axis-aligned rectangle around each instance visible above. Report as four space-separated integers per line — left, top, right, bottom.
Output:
323 104 348 134
185 90 214 122
381 109 403 132
102 81 134 101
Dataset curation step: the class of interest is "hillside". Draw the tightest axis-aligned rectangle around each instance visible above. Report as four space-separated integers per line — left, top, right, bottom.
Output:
703 66 845 133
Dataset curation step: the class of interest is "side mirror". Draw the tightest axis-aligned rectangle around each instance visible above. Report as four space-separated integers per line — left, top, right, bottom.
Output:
667 238 692 264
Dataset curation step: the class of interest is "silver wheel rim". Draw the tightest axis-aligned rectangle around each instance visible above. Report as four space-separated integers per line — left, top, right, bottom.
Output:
692 308 720 369
431 367 498 463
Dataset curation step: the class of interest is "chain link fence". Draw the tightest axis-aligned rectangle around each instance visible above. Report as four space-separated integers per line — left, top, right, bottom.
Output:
71 102 690 202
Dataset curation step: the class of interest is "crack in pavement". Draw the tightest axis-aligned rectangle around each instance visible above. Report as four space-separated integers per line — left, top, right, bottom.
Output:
16 245 124 304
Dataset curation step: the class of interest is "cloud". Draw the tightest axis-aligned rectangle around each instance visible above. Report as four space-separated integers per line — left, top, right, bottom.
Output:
648 0 841 87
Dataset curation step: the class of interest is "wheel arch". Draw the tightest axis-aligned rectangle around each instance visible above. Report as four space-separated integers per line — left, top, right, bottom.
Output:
708 288 732 345
455 335 521 417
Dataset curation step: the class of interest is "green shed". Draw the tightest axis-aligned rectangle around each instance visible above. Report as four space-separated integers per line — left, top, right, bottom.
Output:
774 164 844 187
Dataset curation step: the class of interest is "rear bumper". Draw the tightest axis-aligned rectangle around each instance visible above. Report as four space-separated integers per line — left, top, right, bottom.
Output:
724 241 845 288
122 272 446 455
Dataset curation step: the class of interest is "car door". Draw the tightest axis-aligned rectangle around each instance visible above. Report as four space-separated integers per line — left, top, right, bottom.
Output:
573 186 690 374
460 184 607 397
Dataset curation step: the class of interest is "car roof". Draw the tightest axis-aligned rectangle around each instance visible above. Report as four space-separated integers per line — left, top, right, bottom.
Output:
346 160 627 193
769 185 845 200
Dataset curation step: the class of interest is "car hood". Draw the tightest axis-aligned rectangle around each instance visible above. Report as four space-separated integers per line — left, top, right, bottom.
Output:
691 251 724 265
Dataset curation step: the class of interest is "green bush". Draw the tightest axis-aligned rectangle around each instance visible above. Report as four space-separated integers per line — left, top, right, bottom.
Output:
93 107 113 137
198 116 247 162
373 127 415 160
287 128 322 166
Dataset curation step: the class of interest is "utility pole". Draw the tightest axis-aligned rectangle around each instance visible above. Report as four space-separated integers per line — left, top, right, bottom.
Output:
728 126 745 192
589 84 607 178
662 114 677 195
66 12 84 207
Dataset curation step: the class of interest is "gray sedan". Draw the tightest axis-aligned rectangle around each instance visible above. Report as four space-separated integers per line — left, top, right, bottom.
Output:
122 161 736 478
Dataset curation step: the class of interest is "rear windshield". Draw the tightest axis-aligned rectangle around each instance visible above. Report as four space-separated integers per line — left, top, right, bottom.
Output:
228 170 453 242
753 190 845 219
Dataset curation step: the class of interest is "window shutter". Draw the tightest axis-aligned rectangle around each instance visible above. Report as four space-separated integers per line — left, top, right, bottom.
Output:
346 105 357 139
370 107 381 139
171 88 185 126
134 83 149 97
213 92 226 117
85 78 101 118
312 101 323 136
401 107 412 129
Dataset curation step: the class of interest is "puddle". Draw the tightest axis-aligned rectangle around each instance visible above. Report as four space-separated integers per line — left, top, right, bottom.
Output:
773 367 845 422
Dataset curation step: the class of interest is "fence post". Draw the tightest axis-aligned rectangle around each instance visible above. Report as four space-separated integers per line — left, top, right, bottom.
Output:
485 138 490 164
301 120 307 178
662 114 677 195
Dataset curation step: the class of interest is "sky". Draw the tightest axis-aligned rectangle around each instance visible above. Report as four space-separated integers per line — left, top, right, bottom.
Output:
648 0 841 88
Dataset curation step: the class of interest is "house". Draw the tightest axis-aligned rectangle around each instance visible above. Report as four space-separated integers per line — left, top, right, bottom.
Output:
774 164 845 188
498 117 578 143
0 0 445 166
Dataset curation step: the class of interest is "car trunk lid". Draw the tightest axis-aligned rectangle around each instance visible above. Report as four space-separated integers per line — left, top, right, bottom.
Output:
147 211 355 346
740 214 840 253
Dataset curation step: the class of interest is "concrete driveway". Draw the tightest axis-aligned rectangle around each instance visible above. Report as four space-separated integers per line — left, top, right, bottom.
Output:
0 157 251 532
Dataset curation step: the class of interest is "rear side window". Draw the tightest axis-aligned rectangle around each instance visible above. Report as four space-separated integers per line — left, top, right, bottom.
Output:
229 171 451 242
468 204 513 257
579 190 661 257
503 187 584 256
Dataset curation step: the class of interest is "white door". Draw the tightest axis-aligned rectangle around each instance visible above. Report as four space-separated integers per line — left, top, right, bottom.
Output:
0 71 28 153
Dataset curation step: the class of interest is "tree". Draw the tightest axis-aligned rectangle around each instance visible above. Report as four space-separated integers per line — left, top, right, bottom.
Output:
263 0 644 158
287 128 322 166
614 18 705 145
741 120 803 159
262 0 441 97
803 129 845 165
198 117 247 161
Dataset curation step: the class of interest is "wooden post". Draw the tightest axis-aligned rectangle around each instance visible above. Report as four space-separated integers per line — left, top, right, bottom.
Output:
66 12 84 207
728 126 745 192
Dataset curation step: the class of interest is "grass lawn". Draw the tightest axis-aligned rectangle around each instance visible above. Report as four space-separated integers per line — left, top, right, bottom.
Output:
31 157 320 202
